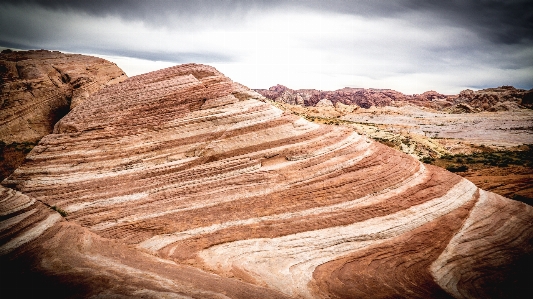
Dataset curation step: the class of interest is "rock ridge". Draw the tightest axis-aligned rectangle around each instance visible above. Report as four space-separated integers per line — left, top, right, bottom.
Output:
0 49 127 144
255 84 533 112
1 63 532 298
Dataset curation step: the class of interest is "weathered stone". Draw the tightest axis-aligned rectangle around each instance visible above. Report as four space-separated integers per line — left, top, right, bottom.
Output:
1 64 531 298
256 85 533 112
0 50 127 144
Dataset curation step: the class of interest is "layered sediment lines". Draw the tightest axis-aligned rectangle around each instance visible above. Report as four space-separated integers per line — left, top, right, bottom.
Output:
0 185 291 298
0 49 127 144
2 64 532 298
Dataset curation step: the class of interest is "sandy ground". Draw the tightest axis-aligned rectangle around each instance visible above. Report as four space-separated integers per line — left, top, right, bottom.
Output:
343 105 533 150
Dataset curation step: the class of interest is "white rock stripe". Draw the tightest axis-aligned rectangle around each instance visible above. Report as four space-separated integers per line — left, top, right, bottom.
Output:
429 190 490 299
198 178 477 298
429 189 533 299
90 133 371 231
0 209 37 233
138 162 426 252
0 213 62 255
65 192 150 213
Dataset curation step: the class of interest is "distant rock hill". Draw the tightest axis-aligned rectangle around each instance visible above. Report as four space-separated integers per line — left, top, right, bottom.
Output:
255 84 533 112
0 49 127 144
1 63 532 298
0 49 127 179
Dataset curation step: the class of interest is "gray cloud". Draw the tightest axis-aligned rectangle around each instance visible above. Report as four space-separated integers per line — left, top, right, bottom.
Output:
0 0 531 93
94 49 233 64
5 0 532 44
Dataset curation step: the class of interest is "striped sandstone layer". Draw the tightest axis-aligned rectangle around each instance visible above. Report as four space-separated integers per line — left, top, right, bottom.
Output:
0 185 291 298
2 64 532 298
0 50 127 144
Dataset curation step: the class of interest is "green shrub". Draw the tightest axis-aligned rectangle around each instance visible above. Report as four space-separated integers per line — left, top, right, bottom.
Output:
421 157 435 164
51 206 68 217
446 165 469 172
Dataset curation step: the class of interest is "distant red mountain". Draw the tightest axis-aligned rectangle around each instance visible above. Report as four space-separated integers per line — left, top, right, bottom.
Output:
255 84 533 112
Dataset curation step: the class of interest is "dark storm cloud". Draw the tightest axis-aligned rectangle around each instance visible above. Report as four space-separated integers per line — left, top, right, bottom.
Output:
0 0 531 92
5 0 533 45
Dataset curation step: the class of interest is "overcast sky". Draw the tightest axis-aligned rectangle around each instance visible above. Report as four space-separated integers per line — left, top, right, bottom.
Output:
1 0 532 94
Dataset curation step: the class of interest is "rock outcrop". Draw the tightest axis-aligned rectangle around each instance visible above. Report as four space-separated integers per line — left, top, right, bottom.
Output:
0 49 127 144
453 86 533 111
315 98 334 107
256 84 533 112
258 84 405 108
1 64 532 298
0 49 127 180
0 185 291 299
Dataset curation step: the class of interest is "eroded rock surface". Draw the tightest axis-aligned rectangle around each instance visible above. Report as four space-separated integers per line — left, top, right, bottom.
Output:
0 185 291 298
1 64 532 298
0 49 127 144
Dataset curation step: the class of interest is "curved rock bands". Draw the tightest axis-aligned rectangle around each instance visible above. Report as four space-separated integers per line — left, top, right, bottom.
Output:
90 142 418 243
0 50 127 144
311 193 478 299
431 190 533 299
0 187 35 217
138 162 429 252
8 110 391 241
198 178 478 298
55 65 232 135
141 162 443 257
162 165 441 257
2 63 533 298
6 101 303 192
0 186 60 256
0 186 292 298
81 133 372 234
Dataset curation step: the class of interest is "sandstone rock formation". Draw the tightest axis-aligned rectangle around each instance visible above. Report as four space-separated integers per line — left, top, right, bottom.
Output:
0 49 127 180
0 49 127 144
0 185 290 298
256 84 533 112
1 64 532 298
334 101 358 114
452 86 533 111
258 84 405 108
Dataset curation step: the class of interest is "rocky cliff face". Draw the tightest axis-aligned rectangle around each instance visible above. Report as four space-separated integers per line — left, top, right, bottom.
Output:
0 50 127 179
256 84 533 112
1 64 532 298
0 49 127 144
257 84 405 108
453 86 533 111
